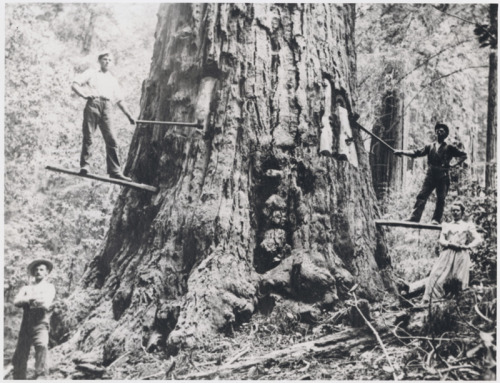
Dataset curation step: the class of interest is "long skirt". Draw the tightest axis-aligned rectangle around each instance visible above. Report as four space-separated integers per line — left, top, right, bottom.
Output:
422 248 470 302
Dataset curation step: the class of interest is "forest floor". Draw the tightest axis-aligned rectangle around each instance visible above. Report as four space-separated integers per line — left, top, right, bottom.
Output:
39 281 495 381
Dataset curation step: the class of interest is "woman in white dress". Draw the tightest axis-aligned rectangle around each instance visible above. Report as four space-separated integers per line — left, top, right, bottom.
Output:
422 201 482 302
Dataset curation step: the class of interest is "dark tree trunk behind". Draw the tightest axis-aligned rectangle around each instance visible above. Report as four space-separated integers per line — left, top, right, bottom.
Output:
54 3 390 361
82 7 96 54
370 60 405 202
486 4 497 190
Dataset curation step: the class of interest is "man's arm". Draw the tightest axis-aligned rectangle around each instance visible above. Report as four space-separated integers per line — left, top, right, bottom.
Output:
30 284 56 310
117 101 135 125
394 149 415 157
448 145 467 168
71 69 94 100
71 82 93 100
13 286 30 308
394 145 429 158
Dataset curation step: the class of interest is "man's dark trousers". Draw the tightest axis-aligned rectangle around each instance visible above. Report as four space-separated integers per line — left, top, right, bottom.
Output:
409 166 450 223
80 98 121 175
12 309 49 379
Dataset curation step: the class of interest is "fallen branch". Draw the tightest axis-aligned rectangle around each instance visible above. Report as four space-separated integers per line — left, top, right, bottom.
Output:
140 371 165 380
352 293 398 381
108 352 131 369
225 345 250 365
439 364 479 373
474 304 494 323
394 330 474 343
180 326 389 379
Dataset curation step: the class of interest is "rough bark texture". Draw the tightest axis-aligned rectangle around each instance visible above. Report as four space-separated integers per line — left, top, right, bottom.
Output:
55 3 390 361
369 59 405 202
486 4 497 190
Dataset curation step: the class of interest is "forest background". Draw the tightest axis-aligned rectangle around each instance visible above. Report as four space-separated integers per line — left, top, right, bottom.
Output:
3 2 497 379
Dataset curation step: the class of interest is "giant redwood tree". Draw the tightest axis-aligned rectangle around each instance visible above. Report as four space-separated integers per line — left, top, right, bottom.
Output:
55 3 391 361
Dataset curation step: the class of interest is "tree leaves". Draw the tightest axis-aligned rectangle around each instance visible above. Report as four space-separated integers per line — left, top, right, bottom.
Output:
4 3 158 357
474 23 497 49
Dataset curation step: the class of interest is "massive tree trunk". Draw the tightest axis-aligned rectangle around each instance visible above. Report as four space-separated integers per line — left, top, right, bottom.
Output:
54 3 390 362
369 59 405 202
485 4 497 190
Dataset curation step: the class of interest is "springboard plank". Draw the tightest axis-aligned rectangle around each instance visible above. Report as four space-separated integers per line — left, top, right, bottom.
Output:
375 220 442 230
46 165 158 193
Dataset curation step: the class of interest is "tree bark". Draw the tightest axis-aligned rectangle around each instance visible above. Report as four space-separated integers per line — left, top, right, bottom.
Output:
55 3 390 361
486 4 497 190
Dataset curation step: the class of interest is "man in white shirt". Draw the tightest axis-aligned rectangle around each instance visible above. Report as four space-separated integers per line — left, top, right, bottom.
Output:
12 259 56 379
72 52 135 181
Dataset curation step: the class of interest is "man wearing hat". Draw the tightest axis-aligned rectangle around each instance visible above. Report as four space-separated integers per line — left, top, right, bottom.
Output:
71 51 135 181
12 259 55 379
394 123 467 224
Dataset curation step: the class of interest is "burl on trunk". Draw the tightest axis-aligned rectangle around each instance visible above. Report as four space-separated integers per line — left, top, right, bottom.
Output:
54 3 390 361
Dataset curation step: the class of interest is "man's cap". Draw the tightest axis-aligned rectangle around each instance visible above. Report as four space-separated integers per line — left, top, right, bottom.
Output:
435 123 449 138
98 51 112 61
27 259 53 276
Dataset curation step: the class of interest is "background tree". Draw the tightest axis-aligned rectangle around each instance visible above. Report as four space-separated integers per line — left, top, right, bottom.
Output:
481 4 498 190
368 58 406 202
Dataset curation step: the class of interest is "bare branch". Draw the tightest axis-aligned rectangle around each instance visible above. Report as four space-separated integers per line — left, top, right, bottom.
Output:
430 5 478 26
396 39 473 85
351 293 399 380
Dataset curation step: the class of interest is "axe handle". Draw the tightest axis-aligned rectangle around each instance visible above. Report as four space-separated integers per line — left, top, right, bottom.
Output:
352 121 396 153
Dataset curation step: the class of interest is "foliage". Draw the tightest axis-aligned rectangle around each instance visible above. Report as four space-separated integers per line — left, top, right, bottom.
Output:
4 3 158 359
474 4 497 49
356 4 490 187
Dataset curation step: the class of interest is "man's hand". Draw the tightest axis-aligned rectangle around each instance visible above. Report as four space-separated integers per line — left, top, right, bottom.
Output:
447 242 468 251
394 150 404 157
128 116 136 125
29 299 44 308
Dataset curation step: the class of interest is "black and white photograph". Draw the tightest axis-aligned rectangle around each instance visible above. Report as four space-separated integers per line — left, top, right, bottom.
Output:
3 2 497 380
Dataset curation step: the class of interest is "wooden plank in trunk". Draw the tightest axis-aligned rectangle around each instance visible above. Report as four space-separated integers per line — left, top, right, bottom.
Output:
46 166 158 193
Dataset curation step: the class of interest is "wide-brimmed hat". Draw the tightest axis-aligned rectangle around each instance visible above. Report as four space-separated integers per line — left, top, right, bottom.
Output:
435 123 449 138
27 259 53 276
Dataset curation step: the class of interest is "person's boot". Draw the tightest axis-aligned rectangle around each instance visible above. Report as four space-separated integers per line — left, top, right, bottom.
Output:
80 165 90 175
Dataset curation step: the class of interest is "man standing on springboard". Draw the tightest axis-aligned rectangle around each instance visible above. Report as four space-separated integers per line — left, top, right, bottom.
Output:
72 51 135 181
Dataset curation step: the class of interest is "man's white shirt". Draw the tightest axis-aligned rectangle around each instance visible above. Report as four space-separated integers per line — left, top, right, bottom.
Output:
73 68 123 103
14 280 56 310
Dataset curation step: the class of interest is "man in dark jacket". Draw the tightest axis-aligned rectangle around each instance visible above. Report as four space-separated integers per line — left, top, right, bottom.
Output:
394 123 467 224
